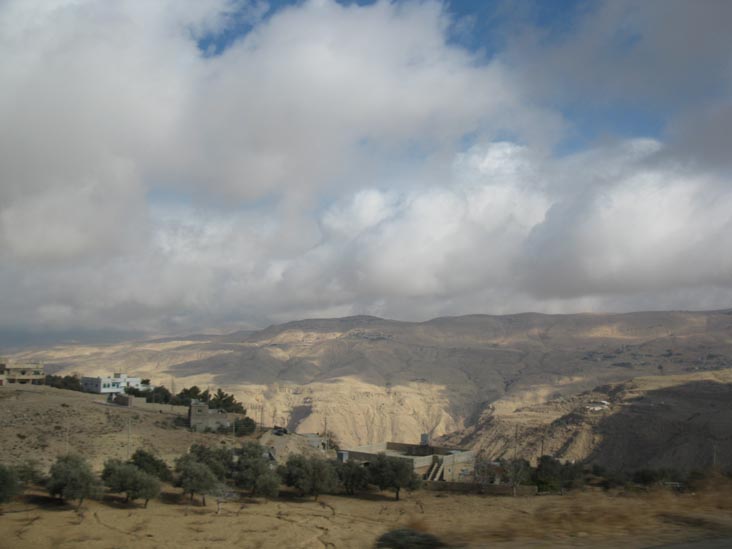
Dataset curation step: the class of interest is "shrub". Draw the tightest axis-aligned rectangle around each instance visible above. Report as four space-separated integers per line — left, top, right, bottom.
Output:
233 417 257 436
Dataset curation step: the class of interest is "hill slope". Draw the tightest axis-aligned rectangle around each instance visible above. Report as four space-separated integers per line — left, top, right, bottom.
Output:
7 310 732 464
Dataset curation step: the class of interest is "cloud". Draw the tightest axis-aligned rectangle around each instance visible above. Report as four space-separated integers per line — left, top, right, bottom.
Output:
0 0 730 335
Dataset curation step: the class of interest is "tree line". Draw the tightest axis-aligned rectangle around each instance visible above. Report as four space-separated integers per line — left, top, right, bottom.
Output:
0 444 420 511
44 375 245 414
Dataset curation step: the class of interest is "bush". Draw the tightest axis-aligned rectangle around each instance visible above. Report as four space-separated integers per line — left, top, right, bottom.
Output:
233 417 257 436
375 528 446 548
0 464 21 504
47 455 100 509
130 449 172 482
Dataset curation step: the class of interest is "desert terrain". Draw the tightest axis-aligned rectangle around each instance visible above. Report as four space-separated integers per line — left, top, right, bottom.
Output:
1 357 732 547
6 310 732 471
3 475 732 548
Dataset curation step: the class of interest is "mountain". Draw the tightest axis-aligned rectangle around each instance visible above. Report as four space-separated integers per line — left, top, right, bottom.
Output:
8 309 732 468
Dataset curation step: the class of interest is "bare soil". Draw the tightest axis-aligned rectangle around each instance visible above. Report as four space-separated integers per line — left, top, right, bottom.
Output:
2 484 732 548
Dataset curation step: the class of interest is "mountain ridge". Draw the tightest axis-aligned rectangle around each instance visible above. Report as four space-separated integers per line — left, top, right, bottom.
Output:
7 308 732 469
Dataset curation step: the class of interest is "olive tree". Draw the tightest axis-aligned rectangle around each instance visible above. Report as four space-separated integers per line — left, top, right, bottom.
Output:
102 459 160 507
0 464 21 506
335 460 369 496
130 449 172 482
177 460 218 505
232 442 279 497
279 455 337 501
368 454 420 501
47 455 100 509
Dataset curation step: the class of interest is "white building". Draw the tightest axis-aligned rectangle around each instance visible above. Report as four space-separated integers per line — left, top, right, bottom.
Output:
81 373 145 394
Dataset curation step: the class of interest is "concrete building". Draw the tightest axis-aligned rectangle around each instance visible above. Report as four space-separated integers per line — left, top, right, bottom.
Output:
0 360 46 386
343 439 475 482
80 373 145 394
188 399 230 432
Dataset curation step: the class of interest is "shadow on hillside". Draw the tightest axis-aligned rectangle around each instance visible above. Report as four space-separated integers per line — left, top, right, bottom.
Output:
586 379 732 472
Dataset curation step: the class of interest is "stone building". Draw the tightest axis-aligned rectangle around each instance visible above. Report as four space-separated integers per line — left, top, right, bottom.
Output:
188 399 231 432
342 439 475 482
0 360 46 386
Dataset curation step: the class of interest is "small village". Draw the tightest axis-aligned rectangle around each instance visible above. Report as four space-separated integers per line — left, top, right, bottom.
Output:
0 358 570 501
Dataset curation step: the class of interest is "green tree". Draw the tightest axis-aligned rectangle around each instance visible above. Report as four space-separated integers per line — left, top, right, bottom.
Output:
146 385 172 404
232 443 278 497
47 455 100 509
0 464 21 505
533 455 562 492
183 444 233 481
336 460 369 496
533 456 584 492
12 459 43 485
177 460 218 505
209 388 245 413
500 458 531 496
102 460 160 507
368 454 420 501
45 374 83 392
280 455 337 500
130 449 172 482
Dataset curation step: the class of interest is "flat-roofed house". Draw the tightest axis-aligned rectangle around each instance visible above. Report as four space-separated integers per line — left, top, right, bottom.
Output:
0 360 46 386
81 373 145 394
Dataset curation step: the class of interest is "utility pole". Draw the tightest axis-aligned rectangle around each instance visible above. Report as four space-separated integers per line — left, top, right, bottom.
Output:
127 415 131 459
540 428 546 458
259 404 265 434
324 415 329 451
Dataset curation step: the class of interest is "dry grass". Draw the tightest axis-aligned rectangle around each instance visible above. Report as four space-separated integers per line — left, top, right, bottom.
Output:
3 484 732 549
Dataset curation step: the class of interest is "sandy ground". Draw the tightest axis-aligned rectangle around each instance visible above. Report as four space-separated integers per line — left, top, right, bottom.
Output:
0 385 322 471
2 485 732 549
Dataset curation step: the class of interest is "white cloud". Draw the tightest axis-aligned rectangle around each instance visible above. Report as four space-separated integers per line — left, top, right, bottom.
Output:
0 0 730 335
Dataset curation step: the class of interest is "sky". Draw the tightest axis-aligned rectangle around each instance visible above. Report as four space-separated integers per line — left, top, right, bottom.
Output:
1 0 731 338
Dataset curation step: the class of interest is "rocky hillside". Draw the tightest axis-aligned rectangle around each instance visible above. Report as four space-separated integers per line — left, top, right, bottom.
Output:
440 369 732 471
7 310 732 461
